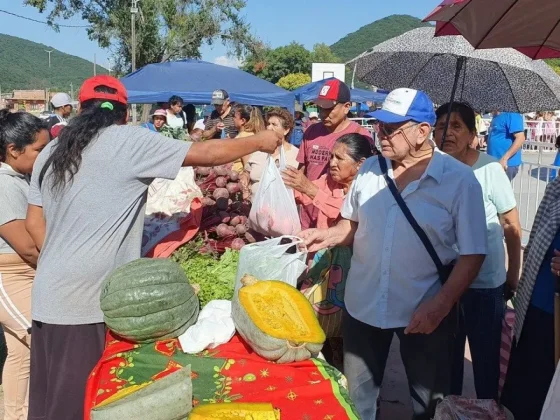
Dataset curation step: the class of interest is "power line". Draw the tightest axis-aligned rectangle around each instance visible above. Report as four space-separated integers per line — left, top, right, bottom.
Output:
0 9 91 28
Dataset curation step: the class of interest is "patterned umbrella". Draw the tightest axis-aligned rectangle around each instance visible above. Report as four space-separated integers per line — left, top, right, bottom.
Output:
346 27 560 113
425 0 560 60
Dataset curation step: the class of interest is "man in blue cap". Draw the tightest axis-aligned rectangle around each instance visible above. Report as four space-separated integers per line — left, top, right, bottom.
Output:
300 88 488 420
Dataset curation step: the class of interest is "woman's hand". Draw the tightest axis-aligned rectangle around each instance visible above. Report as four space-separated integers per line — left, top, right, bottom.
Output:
298 229 331 253
550 249 560 277
282 166 318 198
258 130 283 154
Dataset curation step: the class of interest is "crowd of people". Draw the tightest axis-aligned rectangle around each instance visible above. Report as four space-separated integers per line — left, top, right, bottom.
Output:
0 73 557 420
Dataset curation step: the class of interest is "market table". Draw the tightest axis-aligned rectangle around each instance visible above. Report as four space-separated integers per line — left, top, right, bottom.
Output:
85 331 359 420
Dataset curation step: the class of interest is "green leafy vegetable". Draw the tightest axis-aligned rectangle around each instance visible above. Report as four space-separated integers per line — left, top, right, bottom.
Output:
170 239 239 307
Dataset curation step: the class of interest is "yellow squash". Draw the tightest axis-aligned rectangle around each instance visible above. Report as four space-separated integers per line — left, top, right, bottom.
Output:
232 275 325 363
189 402 280 419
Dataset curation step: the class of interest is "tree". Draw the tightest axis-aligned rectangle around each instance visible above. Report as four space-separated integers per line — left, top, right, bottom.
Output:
25 0 261 75
310 43 340 64
242 42 311 84
276 73 311 91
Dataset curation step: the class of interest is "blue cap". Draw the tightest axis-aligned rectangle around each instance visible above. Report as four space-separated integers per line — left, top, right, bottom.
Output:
369 88 436 126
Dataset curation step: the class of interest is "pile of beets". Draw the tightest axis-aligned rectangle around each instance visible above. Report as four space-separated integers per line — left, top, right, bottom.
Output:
195 164 257 253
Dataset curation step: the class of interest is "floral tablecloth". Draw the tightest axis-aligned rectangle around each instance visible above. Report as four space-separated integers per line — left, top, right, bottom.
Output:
85 331 359 420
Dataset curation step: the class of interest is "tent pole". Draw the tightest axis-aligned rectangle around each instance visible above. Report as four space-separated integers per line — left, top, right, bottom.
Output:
440 56 466 150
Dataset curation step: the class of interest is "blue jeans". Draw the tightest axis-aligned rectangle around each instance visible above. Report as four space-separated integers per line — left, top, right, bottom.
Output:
451 285 505 400
506 166 519 181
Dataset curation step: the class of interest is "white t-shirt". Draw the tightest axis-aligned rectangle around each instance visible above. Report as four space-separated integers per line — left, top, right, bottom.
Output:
166 111 185 129
470 152 516 289
340 150 488 329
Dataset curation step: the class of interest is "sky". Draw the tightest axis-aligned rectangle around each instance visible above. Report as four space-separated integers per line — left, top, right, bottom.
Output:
0 0 441 70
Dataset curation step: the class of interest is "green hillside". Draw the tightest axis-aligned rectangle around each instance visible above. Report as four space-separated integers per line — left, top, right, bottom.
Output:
331 15 432 63
0 33 109 92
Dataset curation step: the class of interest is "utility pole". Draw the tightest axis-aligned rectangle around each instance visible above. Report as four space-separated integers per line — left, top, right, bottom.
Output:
70 83 74 100
94 53 97 76
45 50 53 68
130 0 139 123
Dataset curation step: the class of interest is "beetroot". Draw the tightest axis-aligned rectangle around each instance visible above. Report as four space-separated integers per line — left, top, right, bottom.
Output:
216 223 232 238
231 238 246 251
214 166 229 176
196 167 211 176
216 197 229 211
229 216 241 227
245 232 256 243
201 197 216 207
235 224 247 235
212 188 229 200
228 171 239 182
238 215 248 225
219 211 231 224
215 176 227 188
226 182 241 194
207 168 217 178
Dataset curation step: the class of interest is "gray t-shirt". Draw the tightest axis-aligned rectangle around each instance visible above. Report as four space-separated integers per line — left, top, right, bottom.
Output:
28 125 192 324
0 163 30 254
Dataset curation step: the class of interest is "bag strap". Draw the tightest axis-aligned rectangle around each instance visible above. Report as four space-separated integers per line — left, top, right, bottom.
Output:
378 156 444 271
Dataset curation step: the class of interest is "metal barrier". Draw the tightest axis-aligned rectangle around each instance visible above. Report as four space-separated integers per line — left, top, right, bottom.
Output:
512 141 559 244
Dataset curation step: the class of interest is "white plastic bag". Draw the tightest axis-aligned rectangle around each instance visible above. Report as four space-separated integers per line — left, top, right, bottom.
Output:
248 146 301 237
235 235 307 292
178 300 235 354
146 167 202 216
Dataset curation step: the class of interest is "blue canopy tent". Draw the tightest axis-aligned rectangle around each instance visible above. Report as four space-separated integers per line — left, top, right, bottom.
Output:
293 78 388 104
121 59 295 110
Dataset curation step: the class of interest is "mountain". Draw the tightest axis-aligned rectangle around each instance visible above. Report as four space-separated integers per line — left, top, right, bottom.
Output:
0 33 109 93
330 15 432 63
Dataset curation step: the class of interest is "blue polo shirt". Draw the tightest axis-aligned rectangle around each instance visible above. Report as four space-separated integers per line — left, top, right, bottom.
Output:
531 229 560 314
487 113 524 167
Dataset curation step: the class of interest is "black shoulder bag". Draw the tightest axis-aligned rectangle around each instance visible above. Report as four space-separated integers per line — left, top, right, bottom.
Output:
378 156 455 285
378 157 459 334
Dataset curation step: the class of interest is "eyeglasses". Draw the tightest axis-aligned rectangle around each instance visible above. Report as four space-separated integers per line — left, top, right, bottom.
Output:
374 122 419 138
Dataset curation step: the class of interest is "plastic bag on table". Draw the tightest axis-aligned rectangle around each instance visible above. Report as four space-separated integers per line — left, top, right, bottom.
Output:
248 145 301 237
234 235 307 292
433 396 510 420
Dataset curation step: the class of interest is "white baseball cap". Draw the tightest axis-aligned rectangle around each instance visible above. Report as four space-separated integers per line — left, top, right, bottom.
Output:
51 93 73 108
309 111 319 119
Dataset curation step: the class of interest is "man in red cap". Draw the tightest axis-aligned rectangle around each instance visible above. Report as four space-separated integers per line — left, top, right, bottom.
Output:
296 79 373 229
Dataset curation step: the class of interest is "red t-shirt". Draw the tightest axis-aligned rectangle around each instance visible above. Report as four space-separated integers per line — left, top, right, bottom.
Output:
296 121 372 181
296 121 373 229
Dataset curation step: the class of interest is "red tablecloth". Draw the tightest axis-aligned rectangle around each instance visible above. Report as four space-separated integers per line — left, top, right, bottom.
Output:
85 331 359 420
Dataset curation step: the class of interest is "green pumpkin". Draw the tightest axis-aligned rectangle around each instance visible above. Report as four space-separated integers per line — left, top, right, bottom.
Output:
100 258 199 343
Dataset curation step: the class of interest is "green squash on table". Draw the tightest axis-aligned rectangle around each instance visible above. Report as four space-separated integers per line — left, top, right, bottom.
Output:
100 258 199 343
91 366 193 420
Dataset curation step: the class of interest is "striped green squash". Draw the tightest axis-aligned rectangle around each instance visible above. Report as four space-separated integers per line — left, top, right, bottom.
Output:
100 258 199 343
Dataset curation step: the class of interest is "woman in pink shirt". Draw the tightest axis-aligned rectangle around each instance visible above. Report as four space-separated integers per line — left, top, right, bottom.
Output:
283 133 374 229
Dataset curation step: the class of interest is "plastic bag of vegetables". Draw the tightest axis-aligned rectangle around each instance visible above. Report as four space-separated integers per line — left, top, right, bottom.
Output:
248 146 301 237
235 235 307 292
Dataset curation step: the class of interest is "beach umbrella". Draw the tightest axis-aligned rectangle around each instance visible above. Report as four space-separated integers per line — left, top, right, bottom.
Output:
425 0 560 59
346 27 560 114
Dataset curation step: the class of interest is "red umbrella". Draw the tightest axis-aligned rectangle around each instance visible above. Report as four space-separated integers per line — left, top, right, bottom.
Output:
425 0 560 59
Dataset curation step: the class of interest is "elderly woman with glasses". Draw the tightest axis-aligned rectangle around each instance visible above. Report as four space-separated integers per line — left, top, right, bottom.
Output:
300 88 488 420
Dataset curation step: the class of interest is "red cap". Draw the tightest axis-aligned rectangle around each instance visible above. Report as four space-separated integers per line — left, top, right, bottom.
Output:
314 79 351 108
78 75 128 105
